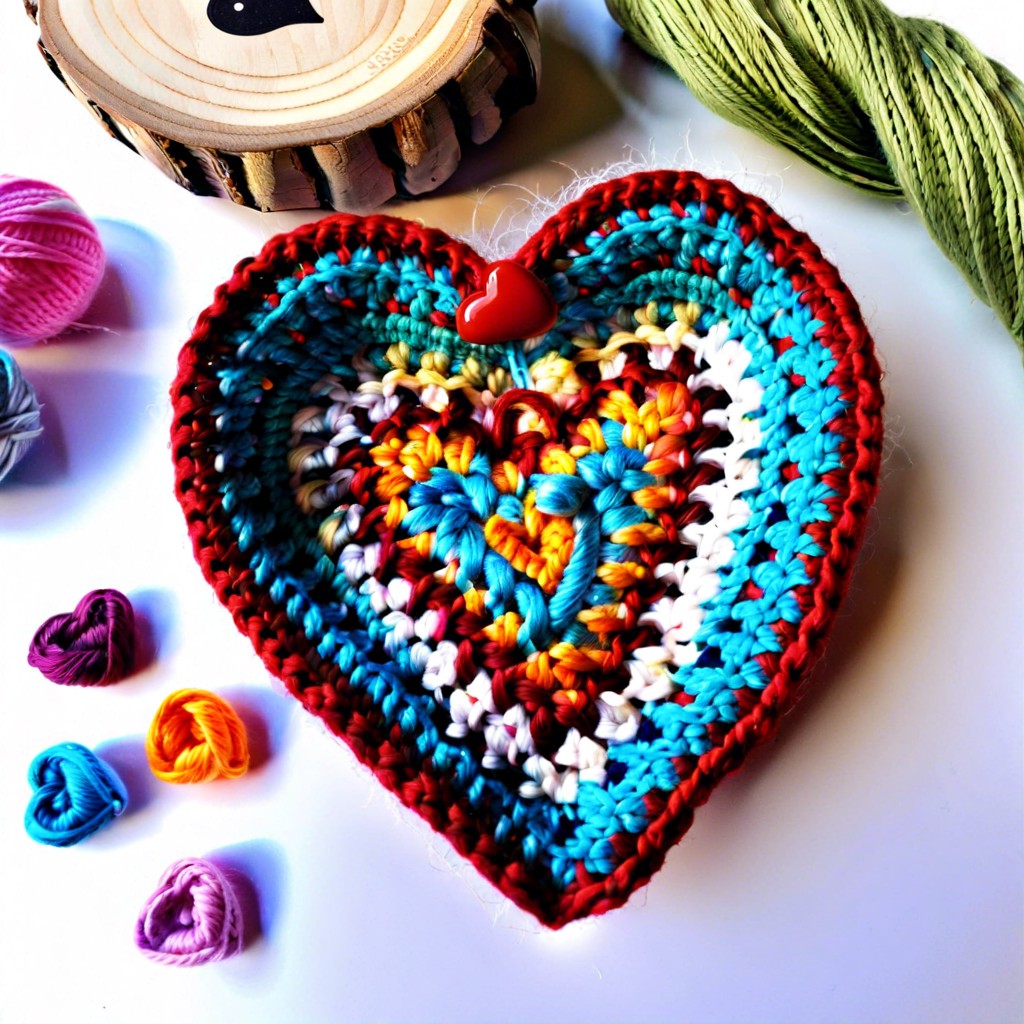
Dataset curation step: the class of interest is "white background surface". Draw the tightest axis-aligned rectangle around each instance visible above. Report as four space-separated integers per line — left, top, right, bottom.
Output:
1 2 1022 1022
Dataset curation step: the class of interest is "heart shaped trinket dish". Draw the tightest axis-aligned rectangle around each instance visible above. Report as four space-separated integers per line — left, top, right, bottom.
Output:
171 171 883 927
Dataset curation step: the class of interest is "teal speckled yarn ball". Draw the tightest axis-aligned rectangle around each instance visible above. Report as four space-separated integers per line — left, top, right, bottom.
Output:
0 348 42 482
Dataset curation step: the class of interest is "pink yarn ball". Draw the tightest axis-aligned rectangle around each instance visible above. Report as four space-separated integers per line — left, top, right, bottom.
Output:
0 176 105 344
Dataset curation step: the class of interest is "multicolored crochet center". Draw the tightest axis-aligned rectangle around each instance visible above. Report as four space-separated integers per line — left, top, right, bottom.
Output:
172 171 882 927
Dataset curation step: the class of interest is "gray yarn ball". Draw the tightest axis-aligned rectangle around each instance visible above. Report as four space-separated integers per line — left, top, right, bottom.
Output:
0 349 42 481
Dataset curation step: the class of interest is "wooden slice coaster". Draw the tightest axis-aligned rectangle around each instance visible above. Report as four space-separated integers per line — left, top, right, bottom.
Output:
27 0 540 211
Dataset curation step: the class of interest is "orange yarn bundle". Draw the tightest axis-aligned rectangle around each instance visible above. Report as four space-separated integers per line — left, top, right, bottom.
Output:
146 689 249 784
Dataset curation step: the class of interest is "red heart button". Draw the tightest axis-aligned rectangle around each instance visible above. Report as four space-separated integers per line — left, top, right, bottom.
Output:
456 260 558 346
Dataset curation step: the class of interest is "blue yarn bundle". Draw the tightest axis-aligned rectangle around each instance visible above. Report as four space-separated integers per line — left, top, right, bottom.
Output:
25 742 128 847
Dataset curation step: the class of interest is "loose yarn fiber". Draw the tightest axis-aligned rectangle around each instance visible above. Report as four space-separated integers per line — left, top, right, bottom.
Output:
605 0 1024 347
25 742 128 847
135 858 244 966
0 176 105 344
0 348 42 481
27 588 136 686
146 689 250 784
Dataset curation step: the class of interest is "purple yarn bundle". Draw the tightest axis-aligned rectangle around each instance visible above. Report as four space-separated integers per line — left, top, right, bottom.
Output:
135 858 244 967
27 588 136 686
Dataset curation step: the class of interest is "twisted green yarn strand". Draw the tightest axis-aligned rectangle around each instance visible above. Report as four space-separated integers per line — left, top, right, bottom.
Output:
605 0 1024 347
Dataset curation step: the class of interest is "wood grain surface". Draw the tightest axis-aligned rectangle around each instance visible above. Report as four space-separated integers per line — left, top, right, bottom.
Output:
28 0 540 210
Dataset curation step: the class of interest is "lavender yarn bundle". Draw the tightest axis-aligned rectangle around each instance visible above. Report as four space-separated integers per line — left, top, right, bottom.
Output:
135 858 245 967
0 348 42 481
28 588 136 686
0 176 105 344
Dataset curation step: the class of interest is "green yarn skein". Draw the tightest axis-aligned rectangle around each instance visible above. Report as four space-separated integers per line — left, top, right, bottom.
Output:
605 0 1024 348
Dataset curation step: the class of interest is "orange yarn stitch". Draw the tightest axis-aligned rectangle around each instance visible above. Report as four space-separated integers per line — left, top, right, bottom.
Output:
146 689 249 784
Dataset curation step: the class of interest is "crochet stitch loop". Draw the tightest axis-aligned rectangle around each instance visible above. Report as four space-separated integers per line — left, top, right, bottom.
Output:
171 170 883 927
605 0 1024 347
146 689 250 783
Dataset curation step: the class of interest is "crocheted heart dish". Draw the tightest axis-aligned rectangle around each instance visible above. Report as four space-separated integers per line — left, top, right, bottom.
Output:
171 170 883 928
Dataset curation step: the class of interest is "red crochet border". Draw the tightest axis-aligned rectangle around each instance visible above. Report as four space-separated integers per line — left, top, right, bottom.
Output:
170 170 884 928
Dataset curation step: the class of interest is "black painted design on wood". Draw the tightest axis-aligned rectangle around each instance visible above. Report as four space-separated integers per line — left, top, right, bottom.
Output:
207 0 323 36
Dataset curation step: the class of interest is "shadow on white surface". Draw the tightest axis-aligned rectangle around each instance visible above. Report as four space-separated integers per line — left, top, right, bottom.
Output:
80 249 133 336
222 685 296 774
0 368 160 526
212 839 287 945
88 219 175 332
436 31 623 196
572 9 716 120
95 735 157 820
131 587 180 670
